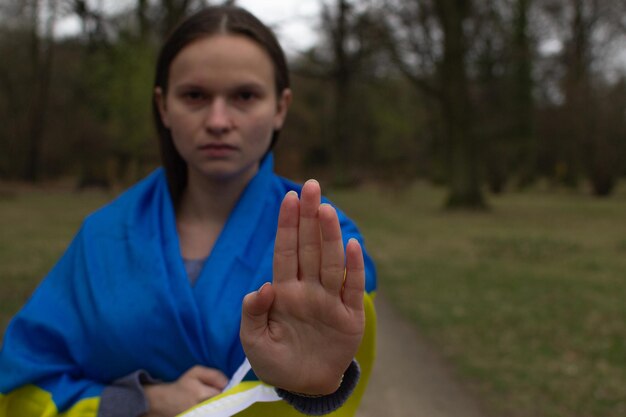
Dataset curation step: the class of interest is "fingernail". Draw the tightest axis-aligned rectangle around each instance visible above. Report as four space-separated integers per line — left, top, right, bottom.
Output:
285 190 298 198
348 238 360 247
258 282 271 294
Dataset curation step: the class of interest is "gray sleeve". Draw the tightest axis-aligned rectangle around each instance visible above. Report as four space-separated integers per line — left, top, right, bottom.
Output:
98 370 159 417
275 359 360 416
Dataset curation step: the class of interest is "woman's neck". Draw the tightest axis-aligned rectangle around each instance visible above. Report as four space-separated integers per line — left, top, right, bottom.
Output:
177 164 260 223
175 167 258 260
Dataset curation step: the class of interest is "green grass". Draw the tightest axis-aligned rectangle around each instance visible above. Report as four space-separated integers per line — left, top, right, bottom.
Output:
0 187 110 338
327 182 626 417
1 182 625 417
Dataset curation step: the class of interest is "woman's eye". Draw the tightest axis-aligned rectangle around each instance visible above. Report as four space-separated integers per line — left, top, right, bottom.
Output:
235 91 256 102
183 91 205 101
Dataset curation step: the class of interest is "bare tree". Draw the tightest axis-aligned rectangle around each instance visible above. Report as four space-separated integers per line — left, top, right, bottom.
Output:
539 0 626 194
323 0 364 185
385 0 486 208
6 0 61 181
510 0 536 187
290 0 384 185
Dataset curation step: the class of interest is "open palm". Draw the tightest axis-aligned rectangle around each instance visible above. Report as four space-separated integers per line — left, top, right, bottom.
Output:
240 180 365 395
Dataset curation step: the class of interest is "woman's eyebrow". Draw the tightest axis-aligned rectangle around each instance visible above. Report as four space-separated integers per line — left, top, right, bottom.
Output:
172 81 267 92
231 81 267 91
173 81 206 90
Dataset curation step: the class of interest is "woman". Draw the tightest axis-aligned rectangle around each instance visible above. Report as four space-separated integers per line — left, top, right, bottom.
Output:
0 6 377 417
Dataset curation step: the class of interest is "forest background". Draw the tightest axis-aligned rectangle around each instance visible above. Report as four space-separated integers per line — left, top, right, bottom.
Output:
1 0 625 206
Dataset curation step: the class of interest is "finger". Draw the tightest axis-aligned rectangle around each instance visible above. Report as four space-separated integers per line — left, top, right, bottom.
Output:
273 191 299 284
192 367 229 390
342 238 365 312
240 283 275 346
298 180 322 282
187 376 222 401
318 204 345 294
199 386 222 400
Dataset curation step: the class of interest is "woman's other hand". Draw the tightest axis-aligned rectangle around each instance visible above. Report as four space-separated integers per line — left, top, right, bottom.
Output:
240 179 365 395
142 366 228 417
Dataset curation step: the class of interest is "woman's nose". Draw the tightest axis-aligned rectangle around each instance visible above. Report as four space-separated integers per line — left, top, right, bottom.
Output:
205 98 232 135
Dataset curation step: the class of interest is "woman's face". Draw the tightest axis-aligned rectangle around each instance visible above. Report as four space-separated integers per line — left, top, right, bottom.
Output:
155 34 291 184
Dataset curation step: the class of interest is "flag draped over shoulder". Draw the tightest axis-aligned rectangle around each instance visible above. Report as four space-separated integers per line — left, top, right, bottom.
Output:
0 154 377 417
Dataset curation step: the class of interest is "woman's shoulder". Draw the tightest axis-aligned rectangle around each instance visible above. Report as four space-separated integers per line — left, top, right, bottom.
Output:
81 168 168 237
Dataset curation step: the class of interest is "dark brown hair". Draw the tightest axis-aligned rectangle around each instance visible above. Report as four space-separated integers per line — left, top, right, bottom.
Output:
152 6 290 204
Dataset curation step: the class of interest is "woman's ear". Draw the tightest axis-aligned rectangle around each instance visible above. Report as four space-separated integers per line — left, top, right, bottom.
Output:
273 88 292 130
154 87 170 128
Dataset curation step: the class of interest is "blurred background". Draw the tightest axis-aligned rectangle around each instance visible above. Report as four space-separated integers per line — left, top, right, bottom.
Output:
1 0 625 201
1 1 625 416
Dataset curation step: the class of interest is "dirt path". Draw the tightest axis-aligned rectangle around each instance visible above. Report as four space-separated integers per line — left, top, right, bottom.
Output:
357 295 490 417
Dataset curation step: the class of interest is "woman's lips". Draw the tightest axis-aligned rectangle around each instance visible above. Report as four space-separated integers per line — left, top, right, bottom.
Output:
199 143 238 158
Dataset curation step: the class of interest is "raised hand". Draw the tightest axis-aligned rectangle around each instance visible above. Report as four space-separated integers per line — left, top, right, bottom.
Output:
240 179 365 395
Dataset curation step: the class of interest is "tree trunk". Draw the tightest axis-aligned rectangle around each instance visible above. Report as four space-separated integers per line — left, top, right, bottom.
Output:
331 0 354 186
23 0 56 182
511 0 536 188
137 0 150 40
435 0 485 208
561 0 594 187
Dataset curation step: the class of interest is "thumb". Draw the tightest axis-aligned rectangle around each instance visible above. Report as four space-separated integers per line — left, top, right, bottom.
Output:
191 366 229 390
240 282 275 340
